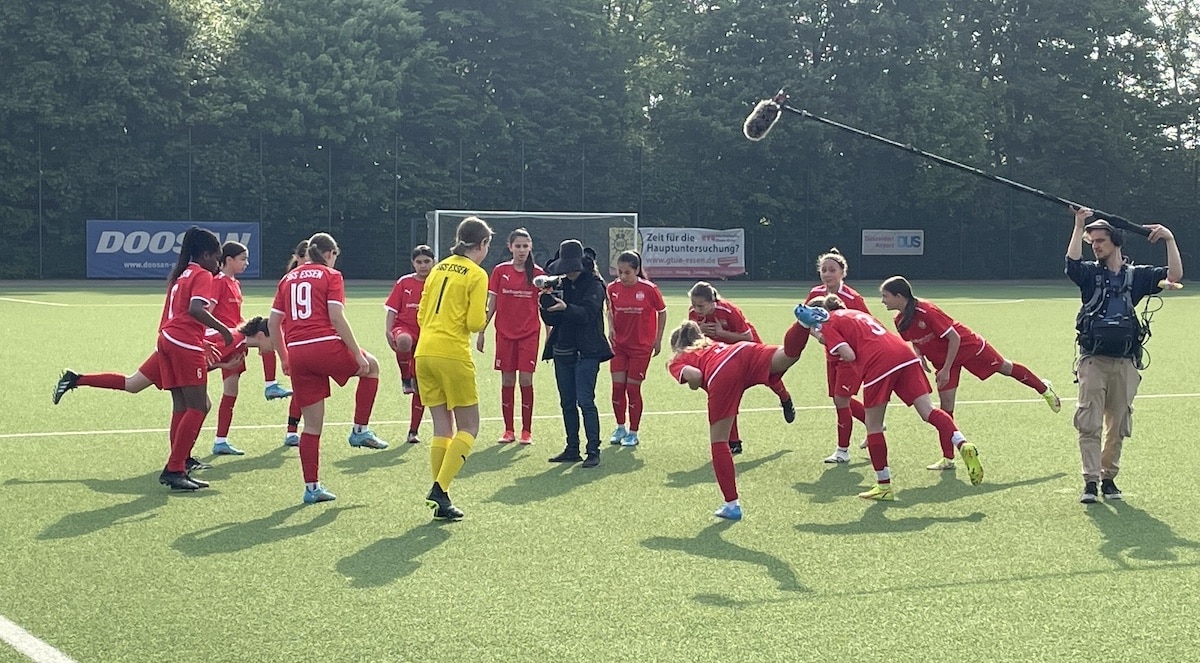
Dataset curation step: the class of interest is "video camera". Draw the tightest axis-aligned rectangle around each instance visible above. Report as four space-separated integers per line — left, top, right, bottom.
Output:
534 274 566 310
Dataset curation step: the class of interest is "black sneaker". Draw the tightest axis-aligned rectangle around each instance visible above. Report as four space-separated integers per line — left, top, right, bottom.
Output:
581 453 600 468
425 484 464 521
53 370 81 405
159 470 200 491
781 398 796 424
729 440 744 455
185 457 213 472
548 450 583 463
1100 479 1123 500
1080 481 1098 504
186 474 210 489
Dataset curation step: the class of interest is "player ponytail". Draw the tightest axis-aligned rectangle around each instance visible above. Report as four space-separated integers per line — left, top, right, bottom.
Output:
808 294 846 312
169 226 220 285
617 250 646 280
688 281 720 303
221 241 248 266
306 233 338 266
451 216 493 257
287 239 309 271
669 320 713 354
881 276 918 332
238 316 269 337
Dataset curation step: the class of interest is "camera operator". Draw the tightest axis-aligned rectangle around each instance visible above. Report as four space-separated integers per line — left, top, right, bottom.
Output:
1066 207 1182 504
539 240 613 468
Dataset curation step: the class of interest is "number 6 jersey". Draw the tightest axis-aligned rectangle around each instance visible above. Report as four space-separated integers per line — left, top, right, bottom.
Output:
271 262 346 347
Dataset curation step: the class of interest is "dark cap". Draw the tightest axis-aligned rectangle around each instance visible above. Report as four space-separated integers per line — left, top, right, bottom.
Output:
548 239 585 275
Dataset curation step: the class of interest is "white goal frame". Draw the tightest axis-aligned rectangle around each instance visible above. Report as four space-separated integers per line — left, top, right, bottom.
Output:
427 210 638 261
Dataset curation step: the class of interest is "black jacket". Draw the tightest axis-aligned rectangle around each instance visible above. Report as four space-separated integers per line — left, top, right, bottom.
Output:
540 270 613 362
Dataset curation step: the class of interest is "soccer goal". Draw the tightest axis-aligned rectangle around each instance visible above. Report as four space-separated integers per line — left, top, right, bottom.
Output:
425 210 639 275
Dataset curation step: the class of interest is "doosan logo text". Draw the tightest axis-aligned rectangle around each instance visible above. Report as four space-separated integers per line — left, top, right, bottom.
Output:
95 230 252 254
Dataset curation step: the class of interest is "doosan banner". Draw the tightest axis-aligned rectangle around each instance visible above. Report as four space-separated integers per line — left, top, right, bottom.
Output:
87 220 262 279
636 227 746 278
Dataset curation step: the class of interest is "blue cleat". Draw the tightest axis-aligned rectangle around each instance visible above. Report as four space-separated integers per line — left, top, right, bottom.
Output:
349 428 389 450
303 484 337 504
284 432 300 447
621 431 640 447
609 425 628 445
212 440 245 456
264 383 293 400
714 503 743 521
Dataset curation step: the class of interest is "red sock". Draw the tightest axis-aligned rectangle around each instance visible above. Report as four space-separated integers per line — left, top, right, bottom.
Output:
611 381 627 426
627 382 644 431
261 351 277 382
768 376 790 402
501 385 516 431
167 408 207 472
730 418 740 442
865 431 889 480
710 442 739 502
287 399 301 433
169 409 184 450
299 432 321 483
520 384 534 432
78 373 125 390
1009 362 1046 393
849 398 866 423
398 353 414 381
836 406 853 449
783 322 810 358
353 377 378 427
410 391 425 433
927 408 960 458
216 394 236 438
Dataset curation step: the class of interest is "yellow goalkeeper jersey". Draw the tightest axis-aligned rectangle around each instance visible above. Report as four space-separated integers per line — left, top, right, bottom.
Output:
414 254 488 363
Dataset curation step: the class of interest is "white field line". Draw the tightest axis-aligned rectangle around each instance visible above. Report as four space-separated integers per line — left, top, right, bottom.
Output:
0 297 68 307
0 615 76 663
5 392 1199 441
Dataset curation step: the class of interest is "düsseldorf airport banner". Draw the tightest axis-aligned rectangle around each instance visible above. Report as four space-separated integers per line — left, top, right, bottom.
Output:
610 227 745 278
86 220 262 279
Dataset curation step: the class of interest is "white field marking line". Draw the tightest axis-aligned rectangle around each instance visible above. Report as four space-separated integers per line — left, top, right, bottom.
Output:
7 392 1200 440
0 614 77 663
0 297 68 307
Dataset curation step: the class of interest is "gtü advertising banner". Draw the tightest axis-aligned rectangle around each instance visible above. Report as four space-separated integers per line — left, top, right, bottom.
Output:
635 227 746 278
86 220 262 279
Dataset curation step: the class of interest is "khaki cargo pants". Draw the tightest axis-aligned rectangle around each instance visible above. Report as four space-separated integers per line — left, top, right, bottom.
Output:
1074 354 1141 483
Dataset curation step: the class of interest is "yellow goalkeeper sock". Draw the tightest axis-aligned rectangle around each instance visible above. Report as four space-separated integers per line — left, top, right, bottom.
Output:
429 436 451 482
435 431 475 491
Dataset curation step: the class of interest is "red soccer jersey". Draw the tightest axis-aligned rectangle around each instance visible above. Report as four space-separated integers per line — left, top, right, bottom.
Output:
893 299 986 369
271 263 346 346
159 263 217 350
688 300 761 343
667 341 761 390
205 330 249 364
488 262 545 340
210 273 243 327
807 283 871 314
819 309 919 384
607 279 666 353
384 273 426 332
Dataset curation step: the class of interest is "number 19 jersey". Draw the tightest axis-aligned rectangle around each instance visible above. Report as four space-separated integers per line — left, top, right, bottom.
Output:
271 263 346 347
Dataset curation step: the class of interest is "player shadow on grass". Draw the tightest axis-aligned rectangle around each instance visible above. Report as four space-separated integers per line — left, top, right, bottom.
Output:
792 462 872 505
664 449 792 489
641 521 808 599
196 445 290 481
332 441 417 476
455 441 534 480
895 470 1068 504
795 501 986 536
486 448 645 506
1085 500 1200 569
336 526 452 588
172 504 365 557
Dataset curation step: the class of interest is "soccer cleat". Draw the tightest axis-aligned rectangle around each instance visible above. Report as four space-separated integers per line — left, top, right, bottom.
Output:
926 457 956 471
1042 380 1062 413
186 474 210 489
264 383 293 400
1100 479 1123 500
401 378 416 395
519 430 533 445
621 431 640 447
52 370 81 405
498 430 516 444
823 448 850 464
406 430 421 444
426 484 463 521
781 398 796 424
609 425 628 445
728 440 743 455
303 484 337 504
959 443 984 485
582 453 600 468
348 428 389 449
212 440 245 456
1080 481 1099 504
159 470 200 491
548 450 583 463
714 503 743 521
857 484 895 501
284 432 301 447
185 457 212 472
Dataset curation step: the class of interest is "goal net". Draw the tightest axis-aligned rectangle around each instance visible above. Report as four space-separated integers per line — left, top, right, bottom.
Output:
425 210 639 275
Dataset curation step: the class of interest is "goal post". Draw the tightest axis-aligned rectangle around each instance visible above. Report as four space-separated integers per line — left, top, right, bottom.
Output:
425 210 639 275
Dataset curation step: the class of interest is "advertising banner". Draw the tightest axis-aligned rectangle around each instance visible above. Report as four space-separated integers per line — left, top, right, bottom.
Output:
861 229 924 256
610 227 746 278
86 220 262 279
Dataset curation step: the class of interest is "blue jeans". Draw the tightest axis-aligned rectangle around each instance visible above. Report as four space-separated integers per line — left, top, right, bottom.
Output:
553 354 601 455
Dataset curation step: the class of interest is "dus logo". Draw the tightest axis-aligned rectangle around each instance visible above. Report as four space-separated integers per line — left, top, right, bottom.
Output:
896 235 922 248
95 230 252 254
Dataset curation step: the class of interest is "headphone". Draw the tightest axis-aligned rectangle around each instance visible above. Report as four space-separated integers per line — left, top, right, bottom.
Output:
1085 217 1124 247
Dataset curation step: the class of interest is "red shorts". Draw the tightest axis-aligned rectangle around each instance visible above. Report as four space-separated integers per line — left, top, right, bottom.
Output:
220 355 247 380
704 344 777 423
288 339 363 408
156 335 207 389
389 326 419 349
494 334 539 373
862 361 931 409
137 352 164 390
939 342 1006 390
611 348 652 381
825 360 863 398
